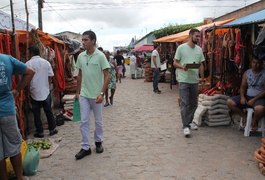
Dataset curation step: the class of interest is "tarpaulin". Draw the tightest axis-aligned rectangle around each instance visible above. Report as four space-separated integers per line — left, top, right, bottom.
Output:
16 29 64 46
220 8 265 28
154 18 235 43
133 44 154 52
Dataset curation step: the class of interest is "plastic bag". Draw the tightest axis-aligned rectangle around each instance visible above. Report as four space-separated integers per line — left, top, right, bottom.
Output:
6 140 27 178
73 98 81 122
22 145 40 176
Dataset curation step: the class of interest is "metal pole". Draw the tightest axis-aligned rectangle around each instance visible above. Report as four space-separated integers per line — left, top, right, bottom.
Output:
25 0 29 61
210 25 216 87
10 0 17 57
38 0 43 30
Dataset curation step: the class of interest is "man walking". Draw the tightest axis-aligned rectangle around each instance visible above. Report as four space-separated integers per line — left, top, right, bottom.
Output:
114 50 125 83
26 46 58 138
151 44 161 94
75 30 110 160
173 29 205 137
0 53 34 180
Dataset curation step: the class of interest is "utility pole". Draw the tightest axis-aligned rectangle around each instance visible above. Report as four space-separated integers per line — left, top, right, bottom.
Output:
38 0 43 30
24 0 29 61
10 0 17 57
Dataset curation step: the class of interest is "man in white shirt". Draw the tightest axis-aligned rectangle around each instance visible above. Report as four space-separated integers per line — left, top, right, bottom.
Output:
26 46 58 138
151 44 161 94
130 53 137 79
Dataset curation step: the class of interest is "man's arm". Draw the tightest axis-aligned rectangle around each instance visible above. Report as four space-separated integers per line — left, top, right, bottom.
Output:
239 72 247 105
13 67 34 96
152 55 160 73
247 90 265 107
75 69 82 99
199 63 205 79
96 69 110 103
101 69 110 93
173 59 187 71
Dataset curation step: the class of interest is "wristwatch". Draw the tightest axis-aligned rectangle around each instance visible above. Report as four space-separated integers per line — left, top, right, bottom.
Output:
100 92 104 96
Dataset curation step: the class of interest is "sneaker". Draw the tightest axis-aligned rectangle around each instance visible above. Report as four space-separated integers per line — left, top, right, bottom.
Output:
189 122 198 130
34 132 44 138
183 127 190 137
75 148 91 160
49 129 58 136
95 142 104 153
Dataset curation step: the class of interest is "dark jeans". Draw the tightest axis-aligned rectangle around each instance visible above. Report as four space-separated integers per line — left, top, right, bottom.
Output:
179 82 198 128
152 68 160 91
31 93 56 133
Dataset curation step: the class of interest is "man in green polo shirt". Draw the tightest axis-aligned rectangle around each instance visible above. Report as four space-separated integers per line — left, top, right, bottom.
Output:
173 28 205 138
75 30 110 160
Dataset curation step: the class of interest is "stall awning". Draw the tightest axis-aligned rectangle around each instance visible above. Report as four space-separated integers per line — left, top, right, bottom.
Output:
154 18 234 43
221 8 265 28
16 29 64 46
133 44 154 52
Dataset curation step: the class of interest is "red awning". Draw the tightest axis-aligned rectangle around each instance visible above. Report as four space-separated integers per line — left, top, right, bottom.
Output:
133 44 154 52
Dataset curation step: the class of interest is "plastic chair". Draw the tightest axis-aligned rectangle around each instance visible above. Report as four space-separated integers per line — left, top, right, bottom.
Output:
243 108 265 137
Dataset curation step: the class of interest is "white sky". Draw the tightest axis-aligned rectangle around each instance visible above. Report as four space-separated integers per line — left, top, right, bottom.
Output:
0 0 261 51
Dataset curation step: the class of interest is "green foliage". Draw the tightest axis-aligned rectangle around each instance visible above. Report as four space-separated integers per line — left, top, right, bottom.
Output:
153 22 202 38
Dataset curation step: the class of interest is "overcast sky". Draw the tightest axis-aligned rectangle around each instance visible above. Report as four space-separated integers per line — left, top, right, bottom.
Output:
0 0 261 51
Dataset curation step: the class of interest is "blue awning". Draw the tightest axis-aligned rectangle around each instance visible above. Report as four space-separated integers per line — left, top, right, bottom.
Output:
221 8 265 27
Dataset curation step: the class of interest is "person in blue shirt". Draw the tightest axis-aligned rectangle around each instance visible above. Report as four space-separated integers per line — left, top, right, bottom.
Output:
0 53 34 180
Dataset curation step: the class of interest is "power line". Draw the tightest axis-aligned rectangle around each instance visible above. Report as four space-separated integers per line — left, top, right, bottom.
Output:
44 3 78 32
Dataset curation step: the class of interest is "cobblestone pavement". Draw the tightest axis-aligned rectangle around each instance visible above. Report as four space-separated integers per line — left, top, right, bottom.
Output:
30 74 264 180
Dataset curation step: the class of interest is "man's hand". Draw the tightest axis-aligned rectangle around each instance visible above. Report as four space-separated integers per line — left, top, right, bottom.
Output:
95 94 103 104
240 97 247 105
12 89 19 97
247 98 255 107
182 64 188 71
75 93 80 99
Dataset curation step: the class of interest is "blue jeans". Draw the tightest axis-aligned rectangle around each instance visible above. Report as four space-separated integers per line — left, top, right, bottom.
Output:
179 83 198 128
31 93 56 133
79 96 103 150
152 68 160 91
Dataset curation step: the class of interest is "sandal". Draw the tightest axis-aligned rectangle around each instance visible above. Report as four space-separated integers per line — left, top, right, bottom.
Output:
104 103 110 107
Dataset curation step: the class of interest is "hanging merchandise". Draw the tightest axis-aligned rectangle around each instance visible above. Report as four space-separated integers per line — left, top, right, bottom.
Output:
254 26 265 60
235 29 244 65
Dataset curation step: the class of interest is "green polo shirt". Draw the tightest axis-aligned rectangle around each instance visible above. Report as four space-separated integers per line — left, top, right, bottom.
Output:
174 43 205 84
76 49 110 99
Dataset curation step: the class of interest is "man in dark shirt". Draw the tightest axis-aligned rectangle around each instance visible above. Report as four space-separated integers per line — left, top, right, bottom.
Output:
114 50 125 83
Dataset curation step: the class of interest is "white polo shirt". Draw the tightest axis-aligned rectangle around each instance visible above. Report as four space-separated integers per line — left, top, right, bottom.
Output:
26 56 54 101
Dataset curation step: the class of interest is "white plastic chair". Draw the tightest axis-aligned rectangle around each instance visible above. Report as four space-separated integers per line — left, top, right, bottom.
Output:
243 108 265 137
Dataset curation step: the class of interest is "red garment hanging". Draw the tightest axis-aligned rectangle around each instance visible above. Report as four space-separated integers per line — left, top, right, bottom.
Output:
54 44 65 96
235 29 243 65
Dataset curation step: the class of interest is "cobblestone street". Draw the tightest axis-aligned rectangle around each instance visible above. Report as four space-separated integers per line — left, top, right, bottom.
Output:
30 73 264 180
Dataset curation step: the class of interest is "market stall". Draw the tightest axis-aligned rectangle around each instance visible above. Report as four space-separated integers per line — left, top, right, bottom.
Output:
153 19 235 88
0 28 66 138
